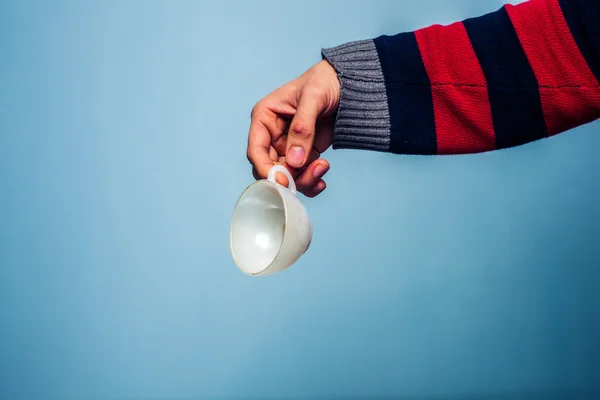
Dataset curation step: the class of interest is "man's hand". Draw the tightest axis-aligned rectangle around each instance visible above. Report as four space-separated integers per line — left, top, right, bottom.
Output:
247 60 340 197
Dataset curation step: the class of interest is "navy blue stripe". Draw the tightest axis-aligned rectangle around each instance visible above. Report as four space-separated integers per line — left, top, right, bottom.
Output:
559 0 600 83
373 33 436 155
464 7 547 149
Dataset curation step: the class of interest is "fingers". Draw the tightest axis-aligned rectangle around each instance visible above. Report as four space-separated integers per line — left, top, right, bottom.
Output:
294 158 330 196
285 87 322 169
252 146 277 180
248 77 332 197
253 145 288 185
269 146 279 162
304 180 327 198
252 168 290 187
247 119 275 180
253 154 329 197
248 94 293 180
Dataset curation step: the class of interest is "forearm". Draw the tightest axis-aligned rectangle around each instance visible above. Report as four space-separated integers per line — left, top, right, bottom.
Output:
323 0 600 155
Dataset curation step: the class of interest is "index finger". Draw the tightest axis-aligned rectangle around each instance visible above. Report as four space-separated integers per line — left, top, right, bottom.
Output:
247 119 275 179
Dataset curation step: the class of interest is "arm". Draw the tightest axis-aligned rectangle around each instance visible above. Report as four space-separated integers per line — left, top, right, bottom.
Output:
246 0 600 197
323 0 600 155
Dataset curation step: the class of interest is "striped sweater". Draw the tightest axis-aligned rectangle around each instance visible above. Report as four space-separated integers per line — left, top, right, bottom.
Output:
322 0 600 155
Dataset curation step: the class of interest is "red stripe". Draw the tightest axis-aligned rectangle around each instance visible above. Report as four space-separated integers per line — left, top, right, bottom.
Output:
507 0 600 135
415 22 495 154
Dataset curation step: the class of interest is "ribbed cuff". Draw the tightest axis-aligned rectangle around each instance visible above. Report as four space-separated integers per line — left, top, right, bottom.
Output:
322 40 392 152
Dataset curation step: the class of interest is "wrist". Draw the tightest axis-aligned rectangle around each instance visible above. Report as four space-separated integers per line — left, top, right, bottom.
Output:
316 59 341 116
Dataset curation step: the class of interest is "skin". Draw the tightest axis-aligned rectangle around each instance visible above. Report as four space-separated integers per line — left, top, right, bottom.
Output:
246 60 340 197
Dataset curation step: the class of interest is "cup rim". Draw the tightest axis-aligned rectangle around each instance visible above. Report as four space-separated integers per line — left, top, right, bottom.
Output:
230 179 289 276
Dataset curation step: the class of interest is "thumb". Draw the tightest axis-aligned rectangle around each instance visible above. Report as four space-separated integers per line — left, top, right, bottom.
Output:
286 89 321 168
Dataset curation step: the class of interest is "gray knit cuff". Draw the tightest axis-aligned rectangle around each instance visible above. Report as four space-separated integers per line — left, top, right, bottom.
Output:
322 40 391 152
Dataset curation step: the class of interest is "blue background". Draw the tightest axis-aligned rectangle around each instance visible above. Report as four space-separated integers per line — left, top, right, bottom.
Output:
1 0 599 399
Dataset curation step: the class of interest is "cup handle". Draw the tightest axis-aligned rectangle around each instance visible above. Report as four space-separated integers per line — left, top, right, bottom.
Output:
268 165 297 195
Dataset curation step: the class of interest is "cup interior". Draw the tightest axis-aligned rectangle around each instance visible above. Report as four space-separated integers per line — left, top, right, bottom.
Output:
230 181 285 275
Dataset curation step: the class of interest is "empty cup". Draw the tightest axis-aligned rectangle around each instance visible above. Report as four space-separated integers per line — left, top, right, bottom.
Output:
230 165 312 276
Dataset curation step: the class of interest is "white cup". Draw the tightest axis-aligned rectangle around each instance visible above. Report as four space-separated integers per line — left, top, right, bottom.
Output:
230 165 313 276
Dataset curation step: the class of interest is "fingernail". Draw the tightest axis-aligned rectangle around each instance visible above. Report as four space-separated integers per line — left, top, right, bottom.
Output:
313 164 329 179
287 146 305 166
312 182 325 194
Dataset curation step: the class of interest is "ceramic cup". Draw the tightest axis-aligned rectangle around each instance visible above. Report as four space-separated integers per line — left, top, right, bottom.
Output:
230 165 312 276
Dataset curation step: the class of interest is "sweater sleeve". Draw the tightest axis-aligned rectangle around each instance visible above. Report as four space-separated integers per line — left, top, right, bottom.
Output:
322 0 600 155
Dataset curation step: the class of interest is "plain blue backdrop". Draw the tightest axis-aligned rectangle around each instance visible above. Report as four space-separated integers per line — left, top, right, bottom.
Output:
1 0 599 399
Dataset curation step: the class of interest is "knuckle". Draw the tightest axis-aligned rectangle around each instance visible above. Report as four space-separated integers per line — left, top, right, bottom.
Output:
250 100 264 119
286 82 298 94
291 122 313 138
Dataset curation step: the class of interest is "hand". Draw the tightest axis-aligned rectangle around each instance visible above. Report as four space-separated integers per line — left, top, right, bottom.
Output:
247 60 340 197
